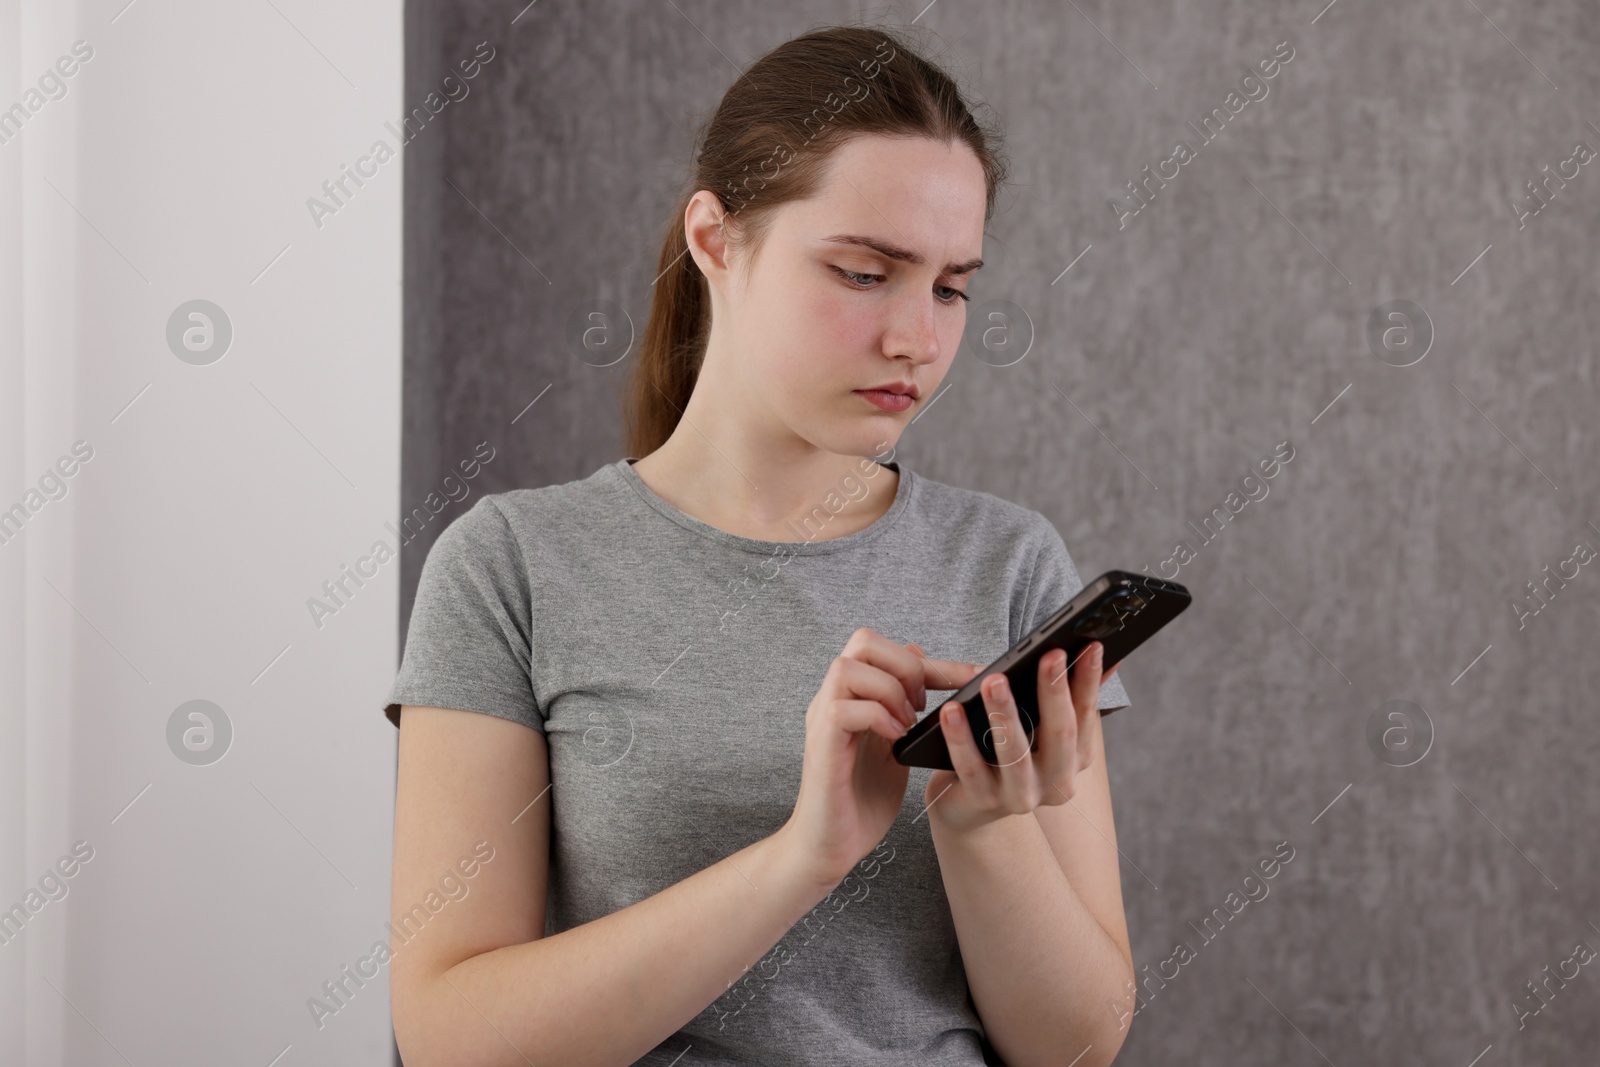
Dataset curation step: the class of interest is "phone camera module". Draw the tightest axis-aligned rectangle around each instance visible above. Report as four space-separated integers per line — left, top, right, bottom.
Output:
1075 606 1126 639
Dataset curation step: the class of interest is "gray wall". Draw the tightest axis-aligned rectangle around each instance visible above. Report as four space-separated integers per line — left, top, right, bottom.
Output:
403 2 1600 1062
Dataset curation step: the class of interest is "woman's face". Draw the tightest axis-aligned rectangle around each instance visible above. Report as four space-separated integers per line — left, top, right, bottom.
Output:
694 133 989 459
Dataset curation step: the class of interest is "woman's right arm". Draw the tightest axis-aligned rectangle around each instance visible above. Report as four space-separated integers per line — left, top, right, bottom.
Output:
391 630 983 1067
390 704 838 1067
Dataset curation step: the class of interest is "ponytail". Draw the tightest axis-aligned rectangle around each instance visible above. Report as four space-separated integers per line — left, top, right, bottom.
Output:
623 206 711 457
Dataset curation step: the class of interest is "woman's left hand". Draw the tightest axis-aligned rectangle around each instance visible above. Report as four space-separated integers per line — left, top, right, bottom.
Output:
909 641 1118 835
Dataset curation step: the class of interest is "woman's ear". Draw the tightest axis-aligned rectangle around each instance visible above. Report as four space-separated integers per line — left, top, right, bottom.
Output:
684 189 734 282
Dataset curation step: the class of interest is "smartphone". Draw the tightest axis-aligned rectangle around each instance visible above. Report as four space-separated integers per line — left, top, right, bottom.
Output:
892 570 1191 770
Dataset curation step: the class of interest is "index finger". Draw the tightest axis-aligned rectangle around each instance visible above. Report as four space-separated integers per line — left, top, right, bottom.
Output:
842 628 930 714
906 644 984 697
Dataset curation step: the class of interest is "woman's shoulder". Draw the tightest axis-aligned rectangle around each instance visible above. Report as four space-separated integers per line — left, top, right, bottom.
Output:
432 460 628 555
904 467 1059 546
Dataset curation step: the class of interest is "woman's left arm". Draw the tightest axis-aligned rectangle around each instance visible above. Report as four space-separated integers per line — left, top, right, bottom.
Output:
913 642 1135 1067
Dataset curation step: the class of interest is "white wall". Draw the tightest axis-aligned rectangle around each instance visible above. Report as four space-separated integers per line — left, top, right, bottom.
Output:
1 1 403 1062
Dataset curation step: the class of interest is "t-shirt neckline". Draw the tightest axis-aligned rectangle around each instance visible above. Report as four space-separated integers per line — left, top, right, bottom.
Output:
611 456 915 555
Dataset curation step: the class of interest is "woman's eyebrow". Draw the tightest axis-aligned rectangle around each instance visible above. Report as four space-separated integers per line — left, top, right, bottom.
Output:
817 233 983 276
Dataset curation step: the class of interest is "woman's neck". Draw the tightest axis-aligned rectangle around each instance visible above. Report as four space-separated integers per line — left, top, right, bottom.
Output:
629 437 899 543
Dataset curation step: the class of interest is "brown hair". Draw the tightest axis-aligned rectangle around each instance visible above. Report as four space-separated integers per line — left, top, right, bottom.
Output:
622 24 1009 458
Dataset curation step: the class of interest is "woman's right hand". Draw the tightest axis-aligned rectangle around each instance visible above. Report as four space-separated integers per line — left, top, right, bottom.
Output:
781 627 978 888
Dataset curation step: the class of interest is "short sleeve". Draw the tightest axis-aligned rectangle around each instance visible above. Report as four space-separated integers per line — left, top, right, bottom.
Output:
382 495 543 731
1017 516 1132 712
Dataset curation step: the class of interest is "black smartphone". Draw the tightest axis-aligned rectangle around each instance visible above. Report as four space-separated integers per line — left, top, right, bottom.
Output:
892 570 1191 770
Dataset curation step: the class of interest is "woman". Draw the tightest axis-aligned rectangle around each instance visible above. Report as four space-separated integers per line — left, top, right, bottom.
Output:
386 24 1135 1067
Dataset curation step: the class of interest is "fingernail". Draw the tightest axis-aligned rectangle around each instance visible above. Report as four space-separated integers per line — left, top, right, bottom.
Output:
992 676 1010 699
1093 643 1104 664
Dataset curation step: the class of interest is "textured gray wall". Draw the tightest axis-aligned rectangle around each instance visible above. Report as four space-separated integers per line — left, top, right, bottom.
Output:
401 1 1600 1062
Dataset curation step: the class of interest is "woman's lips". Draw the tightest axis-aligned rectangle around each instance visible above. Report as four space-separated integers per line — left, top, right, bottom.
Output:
855 389 914 412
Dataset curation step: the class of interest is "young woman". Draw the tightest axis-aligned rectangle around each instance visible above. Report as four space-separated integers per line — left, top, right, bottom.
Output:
386 24 1134 1067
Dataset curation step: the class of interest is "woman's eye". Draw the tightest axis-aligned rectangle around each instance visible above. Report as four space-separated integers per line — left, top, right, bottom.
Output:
832 267 881 287
832 266 970 305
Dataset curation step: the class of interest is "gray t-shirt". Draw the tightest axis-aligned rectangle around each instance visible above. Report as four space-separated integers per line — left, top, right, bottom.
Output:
384 457 1130 1066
